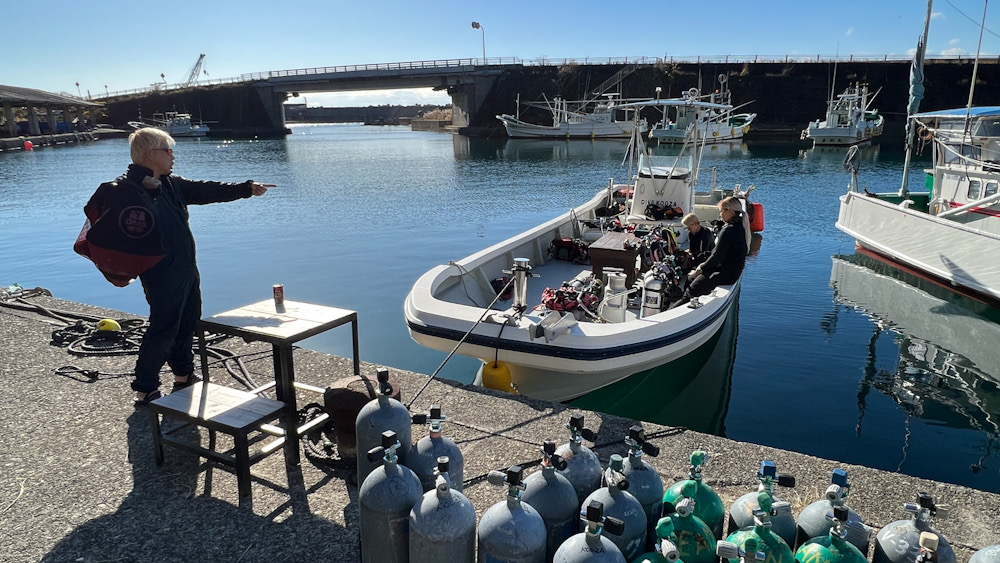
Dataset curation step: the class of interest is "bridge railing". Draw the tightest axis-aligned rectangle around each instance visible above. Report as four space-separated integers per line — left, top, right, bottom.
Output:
89 54 994 100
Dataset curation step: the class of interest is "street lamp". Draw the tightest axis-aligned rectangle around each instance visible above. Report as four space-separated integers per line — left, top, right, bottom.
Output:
75 82 81 97
471 21 486 64
160 73 166 83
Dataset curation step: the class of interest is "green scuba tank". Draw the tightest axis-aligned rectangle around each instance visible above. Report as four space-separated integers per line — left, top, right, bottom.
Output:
725 493 796 563
795 506 868 563
663 450 725 539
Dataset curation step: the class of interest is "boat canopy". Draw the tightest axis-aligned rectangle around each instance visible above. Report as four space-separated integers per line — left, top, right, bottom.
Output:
913 106 1000 119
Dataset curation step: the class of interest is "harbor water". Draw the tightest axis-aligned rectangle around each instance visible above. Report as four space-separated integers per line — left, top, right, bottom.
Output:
3 124 997 493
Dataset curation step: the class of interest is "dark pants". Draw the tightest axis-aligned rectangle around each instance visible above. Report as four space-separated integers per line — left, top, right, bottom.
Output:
670 271 731 309
132 274 201 393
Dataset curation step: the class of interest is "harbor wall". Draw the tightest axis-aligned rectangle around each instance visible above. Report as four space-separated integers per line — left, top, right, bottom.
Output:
470 59 1000 138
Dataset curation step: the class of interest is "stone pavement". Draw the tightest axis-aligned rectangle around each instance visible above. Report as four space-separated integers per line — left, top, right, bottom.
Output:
1 294 997 562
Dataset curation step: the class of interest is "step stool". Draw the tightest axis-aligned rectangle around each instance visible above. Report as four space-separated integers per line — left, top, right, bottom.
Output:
148 381 287 501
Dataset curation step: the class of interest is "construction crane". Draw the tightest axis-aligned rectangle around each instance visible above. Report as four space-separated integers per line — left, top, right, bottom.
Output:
183 54 207 87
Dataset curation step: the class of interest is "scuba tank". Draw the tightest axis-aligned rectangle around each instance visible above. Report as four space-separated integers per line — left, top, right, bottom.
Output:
408 404 464 493
728 460 796 546
618 424 663 551
641 270 666 318
358 431 423 563
521 439 579 560
355 368 412 486
663 450 725 539
795 506 868 563
970 544 1000 563
725 493 797 563
552 500 627 563
873 493 956 563
582 454 648 561
660 482 717 563
554 413 602 507
717 538 765 563
408 456 476 563
634 516 684 563
477 465 547 563
794 468 871 554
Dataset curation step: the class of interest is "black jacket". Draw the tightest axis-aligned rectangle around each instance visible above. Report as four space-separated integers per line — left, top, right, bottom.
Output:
698 217 747 285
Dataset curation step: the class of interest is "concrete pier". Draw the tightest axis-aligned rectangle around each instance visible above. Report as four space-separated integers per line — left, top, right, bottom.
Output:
1 294 997 561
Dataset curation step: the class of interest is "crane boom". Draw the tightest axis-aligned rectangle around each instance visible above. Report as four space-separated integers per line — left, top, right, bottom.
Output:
185 54 206 86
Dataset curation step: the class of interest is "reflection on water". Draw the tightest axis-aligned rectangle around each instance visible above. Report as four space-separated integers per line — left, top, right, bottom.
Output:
570 300 739 435
829 253 1000 480
799 143 881 162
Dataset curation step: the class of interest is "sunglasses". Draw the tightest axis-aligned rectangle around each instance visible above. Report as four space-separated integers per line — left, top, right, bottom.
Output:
152 148 174 154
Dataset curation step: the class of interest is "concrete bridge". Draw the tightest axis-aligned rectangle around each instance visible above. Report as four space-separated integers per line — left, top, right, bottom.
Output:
94 55 1000 138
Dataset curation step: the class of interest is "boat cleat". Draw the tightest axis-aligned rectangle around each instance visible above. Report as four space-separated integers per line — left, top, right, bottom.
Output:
528 311 578 342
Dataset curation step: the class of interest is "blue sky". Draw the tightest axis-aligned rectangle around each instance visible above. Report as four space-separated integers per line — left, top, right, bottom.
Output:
5 0 997 106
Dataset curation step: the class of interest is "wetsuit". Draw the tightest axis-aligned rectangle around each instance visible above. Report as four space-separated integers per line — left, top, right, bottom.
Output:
671 215 747 308
124 163 254 394
688 226 715 264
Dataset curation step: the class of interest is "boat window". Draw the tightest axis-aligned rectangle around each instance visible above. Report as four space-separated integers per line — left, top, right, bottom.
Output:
972 118 1000 138
968 180 982 200
986 182 999 197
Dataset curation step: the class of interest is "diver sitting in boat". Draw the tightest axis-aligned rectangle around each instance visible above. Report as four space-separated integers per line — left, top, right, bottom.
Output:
670 197 747 309
682 212 715 266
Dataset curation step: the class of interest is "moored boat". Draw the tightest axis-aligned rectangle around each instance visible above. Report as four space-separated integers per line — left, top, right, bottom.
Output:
802 82 884 146
129 111 210 137
497 94 648 139
835 1 1000 307
405 99 763 401
649 75 756 145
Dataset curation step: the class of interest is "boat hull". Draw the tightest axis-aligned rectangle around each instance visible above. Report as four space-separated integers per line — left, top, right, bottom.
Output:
498 116 643 139
404 190 741 402
836 191 1000 305
651 114 755 145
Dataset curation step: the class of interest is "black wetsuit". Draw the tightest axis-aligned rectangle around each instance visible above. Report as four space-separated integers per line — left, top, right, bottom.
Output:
125 163 253 394
688 226 715 263
672 215 747 307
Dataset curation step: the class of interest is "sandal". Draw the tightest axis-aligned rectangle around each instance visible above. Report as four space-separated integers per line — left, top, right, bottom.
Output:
134 389 163 406
171 373 203 393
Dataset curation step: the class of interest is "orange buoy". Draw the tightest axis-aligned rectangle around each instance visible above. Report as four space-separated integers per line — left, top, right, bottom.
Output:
23 140 33 151
748 202 765 232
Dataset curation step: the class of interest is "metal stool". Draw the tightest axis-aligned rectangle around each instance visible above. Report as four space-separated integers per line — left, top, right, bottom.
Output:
148 381 286 501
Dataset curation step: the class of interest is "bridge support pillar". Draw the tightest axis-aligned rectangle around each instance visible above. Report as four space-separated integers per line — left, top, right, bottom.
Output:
3 102 16 137
448 74 498 130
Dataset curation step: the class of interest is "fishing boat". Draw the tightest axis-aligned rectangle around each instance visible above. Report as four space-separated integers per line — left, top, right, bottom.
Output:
405 98 764 402
649 75 756 145
127 111 209 137
802 82 884 146
496 94 648 139
835 0 1000 307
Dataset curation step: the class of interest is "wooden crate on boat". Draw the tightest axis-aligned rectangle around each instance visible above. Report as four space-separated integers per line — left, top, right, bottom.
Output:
589 231 639 287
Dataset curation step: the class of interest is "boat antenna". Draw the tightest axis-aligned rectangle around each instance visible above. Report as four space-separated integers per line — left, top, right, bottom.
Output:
899 0 934 197
964 0 989 130
829 43 840 105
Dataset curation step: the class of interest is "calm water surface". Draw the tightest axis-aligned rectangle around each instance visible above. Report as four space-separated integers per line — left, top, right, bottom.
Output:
3 124 998 493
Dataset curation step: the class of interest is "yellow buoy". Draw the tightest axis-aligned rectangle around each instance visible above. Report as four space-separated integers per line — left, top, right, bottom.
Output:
96 319 121 332
481 361 516 394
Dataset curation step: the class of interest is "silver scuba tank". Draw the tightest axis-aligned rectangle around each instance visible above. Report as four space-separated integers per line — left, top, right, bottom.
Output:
408 405 464 493
728 460 796 546
522 439 580 560
477 465 548 563
355 368 412 486
619 424 663 551
970 544 1000 563
794 506 868 563
873 493 956 563
358 430 423 563
408 456 476 563
552 500 627 563
582 454 648 561
794 468 871 554
641 270 665 318
554 413 602 507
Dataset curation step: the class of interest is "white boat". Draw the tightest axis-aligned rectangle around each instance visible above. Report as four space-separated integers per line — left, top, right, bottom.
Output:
802 83 884 146
649 76 756 145
497 94 648 139
406 99 763 402
836 2 1000 307
128 111 209 137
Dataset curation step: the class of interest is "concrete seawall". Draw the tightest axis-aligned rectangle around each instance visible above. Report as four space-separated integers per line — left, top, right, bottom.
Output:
2 294 997 561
